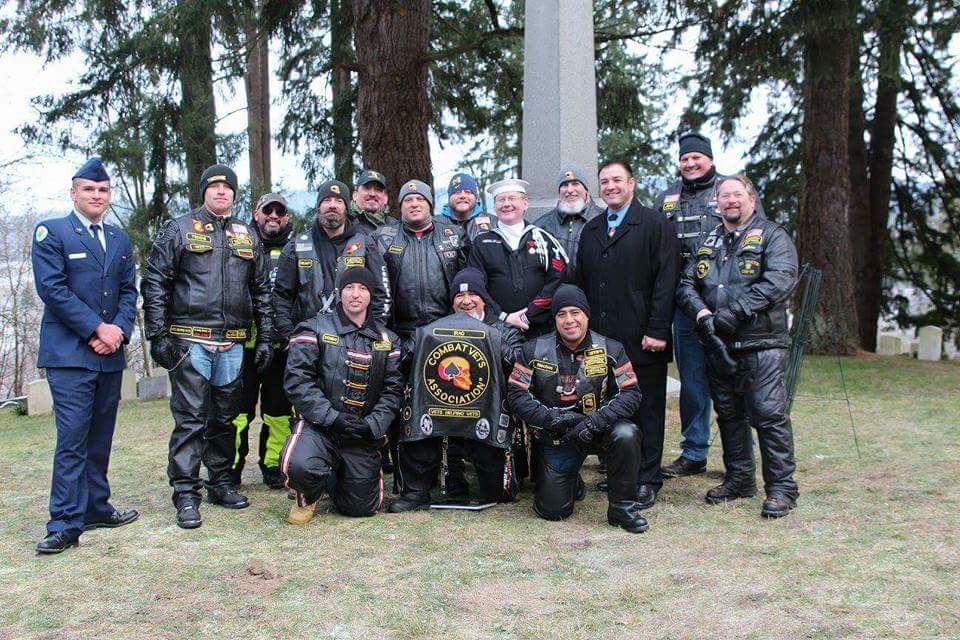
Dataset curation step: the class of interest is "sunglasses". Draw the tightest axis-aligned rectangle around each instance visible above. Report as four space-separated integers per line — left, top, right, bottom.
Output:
262 206 289 218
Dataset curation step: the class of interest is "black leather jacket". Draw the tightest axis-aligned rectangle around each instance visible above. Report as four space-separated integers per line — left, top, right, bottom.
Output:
507 331 641 432
656 169 766 270
141 206 274 344
677 213 798 352
284 309 403 438
273 218 389 341
374 221 466 337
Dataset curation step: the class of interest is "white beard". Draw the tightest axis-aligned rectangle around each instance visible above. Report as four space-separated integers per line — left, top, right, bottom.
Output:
558 197 587 214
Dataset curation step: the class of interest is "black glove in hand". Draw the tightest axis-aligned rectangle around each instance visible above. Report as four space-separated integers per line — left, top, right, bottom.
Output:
562 415 603 445
712 308 739 337
546 409 585 435
696 315 737 377
254 342 274 374
332 413 373 441
150 335 185 370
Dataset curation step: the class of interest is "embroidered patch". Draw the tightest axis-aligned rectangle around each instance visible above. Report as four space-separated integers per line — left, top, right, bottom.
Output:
186 233 212 242
475 418 491 440
530 360 559 374
582 393 597 415
508 363 533 390
696 259 710 279
346 241 362 254
697 246 714 257
321 333 340 345
191 219 205 232
35 226 48 242
298 259 314 268
741 235 763 249
343 256 365 267
187 243 213 252
739 257 761 276
388 244 404 254
225 329 248 339
614 361 638 389
373 340 392 351
234 249 254 259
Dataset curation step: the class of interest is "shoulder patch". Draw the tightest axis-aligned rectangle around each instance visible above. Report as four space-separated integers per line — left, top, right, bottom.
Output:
35 225 48 242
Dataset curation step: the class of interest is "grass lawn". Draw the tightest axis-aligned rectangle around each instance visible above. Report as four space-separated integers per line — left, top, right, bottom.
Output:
0 354 957 640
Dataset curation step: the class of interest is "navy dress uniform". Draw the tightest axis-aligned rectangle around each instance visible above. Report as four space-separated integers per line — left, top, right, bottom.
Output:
31 158 139 554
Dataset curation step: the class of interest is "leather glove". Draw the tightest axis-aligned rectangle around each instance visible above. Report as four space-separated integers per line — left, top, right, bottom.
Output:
562 414 605 446
150 334 186 370
696 315 738 377
712 308 740 337
254 342 274 374
341 418 375 442
544 409 585 435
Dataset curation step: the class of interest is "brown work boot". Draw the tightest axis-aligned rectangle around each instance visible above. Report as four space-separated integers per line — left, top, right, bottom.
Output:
287 501 317 525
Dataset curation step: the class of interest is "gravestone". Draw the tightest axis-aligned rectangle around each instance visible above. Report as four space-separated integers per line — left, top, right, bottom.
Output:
917 326 943 361
876 334 902 356
521 0 599 216
26 379 53 416
120 369 138 402
138 372 170 400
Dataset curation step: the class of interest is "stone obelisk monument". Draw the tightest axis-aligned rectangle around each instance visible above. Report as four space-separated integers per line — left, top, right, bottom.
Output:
521 0 599 216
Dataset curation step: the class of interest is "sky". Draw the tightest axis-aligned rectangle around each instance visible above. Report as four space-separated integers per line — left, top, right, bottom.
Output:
0 25 756 216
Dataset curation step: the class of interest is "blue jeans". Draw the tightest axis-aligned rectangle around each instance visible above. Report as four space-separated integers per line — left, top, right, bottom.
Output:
188 342 244 386
673 306 712 461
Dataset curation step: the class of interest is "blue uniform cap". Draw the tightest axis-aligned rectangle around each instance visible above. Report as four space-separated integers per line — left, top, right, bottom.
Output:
448 173 479 198
73 158 110 182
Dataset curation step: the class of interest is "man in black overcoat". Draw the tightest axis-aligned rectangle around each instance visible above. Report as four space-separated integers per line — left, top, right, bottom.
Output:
575 159 679 509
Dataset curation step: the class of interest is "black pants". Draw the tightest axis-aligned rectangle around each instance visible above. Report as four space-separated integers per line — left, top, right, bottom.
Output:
167 343 243 504
398 437 510 503
633 362 667 490
233 348 291 475
708 348 799 500
533 420 641 521
280 419 384 517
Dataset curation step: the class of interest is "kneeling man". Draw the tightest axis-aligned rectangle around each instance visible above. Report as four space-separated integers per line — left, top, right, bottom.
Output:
282 267 403 523
507 285 648 533
390 268 520 511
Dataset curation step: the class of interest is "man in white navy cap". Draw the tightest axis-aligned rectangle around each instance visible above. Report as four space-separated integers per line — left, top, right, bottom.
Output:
466 178 568 336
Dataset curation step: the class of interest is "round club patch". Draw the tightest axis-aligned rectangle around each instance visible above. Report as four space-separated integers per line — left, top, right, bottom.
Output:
420 414 433 436
696 259 710 279
422 340 490 406
35 225 48 242
475 418 491 440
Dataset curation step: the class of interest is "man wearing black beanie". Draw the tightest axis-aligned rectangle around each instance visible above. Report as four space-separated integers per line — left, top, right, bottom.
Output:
282 267 403 524
273 179 390 343
507 284 648 533
655 132 766 483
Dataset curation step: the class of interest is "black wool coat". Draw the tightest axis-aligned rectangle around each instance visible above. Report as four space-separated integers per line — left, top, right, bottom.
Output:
575 199 680 367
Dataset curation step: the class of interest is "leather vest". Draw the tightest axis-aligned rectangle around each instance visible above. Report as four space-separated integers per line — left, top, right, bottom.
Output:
528 331 610 416
402 313 509 448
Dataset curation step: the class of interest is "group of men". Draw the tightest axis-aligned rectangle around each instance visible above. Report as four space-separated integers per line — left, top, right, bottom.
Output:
31 130 801 554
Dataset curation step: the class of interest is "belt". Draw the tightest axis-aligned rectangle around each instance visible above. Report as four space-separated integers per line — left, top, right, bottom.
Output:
169 324 249 340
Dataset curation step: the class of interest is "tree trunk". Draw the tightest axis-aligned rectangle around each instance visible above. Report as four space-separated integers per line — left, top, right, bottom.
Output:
178 1 219 206
331 0 356 184
353 0 432 213
245 0 272 207
797 0 860 355
861 0 906 351
847 4 873 349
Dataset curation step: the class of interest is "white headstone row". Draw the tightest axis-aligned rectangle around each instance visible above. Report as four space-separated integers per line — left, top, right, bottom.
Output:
877 325 943 361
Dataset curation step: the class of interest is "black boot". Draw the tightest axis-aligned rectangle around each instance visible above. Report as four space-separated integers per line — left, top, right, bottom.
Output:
229 468 243 488
607 501 649 533
761 494 795 518
175 498 202 529
388 492 431 513
262 467 286 490
705 482 757 504
207 484 250 509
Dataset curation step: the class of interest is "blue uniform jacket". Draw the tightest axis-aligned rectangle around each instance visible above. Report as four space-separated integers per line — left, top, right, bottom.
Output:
32 212 138 372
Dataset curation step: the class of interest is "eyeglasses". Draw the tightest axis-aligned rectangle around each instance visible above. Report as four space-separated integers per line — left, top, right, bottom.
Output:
494 194 525 205
262 206 289 218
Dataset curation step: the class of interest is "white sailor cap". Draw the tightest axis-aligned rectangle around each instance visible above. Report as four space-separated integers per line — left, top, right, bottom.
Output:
486 178 530 198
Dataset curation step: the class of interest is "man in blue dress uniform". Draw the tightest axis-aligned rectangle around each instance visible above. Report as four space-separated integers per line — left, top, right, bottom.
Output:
31 158 139 554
